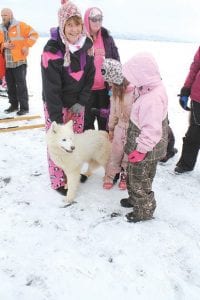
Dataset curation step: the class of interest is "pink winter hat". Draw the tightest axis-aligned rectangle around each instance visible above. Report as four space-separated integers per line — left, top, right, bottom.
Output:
58 0 83 66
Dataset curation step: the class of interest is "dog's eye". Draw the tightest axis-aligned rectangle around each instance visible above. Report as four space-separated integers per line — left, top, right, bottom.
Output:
62 139 66 142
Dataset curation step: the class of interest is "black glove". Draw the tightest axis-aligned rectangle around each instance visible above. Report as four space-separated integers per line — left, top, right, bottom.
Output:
178 87 191 111
180 87 191 97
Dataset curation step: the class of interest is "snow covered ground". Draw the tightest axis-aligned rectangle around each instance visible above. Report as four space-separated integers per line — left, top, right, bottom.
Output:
0 38 200 300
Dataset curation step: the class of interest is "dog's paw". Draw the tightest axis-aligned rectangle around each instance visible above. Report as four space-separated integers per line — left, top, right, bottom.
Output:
80 174 88 183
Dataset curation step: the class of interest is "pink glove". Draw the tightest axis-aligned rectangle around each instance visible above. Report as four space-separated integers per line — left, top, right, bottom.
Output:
128 150 146 163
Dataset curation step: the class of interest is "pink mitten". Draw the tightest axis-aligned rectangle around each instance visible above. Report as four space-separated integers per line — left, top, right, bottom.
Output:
128 150 146 163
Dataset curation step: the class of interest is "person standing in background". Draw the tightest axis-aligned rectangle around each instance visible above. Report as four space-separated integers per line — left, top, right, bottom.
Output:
0 8 38 115
83 7 120 131
175 46 200 174
41 0 95 196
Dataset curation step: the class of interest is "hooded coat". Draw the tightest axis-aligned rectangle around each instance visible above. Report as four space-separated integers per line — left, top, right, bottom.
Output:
84 8 120 62
122 53 168 159
84 8 120 91
183 46 200 102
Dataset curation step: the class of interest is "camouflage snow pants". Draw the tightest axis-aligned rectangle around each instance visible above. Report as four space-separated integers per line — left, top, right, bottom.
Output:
126 160 157 220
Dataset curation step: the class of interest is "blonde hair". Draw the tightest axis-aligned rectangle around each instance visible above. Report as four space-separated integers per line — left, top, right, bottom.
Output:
112 78 129 103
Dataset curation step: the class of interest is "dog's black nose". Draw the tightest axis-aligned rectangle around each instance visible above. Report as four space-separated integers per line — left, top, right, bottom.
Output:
71 146 75 151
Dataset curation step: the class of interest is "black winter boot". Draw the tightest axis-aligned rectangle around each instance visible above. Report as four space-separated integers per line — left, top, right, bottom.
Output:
16 109 29 116
4 105 18 113
55 186 68 196
120 198 133 208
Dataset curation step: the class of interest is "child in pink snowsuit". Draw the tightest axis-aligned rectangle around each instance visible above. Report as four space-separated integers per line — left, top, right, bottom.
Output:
101 58 134 190
121 53 168 223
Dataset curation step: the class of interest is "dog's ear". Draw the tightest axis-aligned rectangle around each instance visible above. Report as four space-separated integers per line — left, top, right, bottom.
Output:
51 121 58 134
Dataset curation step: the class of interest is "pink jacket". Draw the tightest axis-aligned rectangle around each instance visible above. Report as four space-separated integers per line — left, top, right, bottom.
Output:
122 53 168 153
184 46 200 102
108 85 134 130
84 8 105 90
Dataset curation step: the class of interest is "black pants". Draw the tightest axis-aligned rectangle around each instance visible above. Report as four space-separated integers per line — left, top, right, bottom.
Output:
176 100 200 170
5 64 29 110
84 89 110 131
167 125 176 155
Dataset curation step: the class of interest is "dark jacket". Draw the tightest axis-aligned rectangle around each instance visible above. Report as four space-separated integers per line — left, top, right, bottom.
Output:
41 27 95 123
101 27 120 62
182 46 200 103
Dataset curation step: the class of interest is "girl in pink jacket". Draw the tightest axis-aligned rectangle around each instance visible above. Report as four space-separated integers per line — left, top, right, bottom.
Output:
101 59 134 190
121 53 168 223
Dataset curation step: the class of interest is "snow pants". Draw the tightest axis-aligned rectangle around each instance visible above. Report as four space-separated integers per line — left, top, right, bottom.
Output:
127 160 157 219
84 89 110 131
176 100 200 171
5 64 29 111
105 124 128 181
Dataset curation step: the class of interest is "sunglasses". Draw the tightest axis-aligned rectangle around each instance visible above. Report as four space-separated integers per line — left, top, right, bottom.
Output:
89 16 103 23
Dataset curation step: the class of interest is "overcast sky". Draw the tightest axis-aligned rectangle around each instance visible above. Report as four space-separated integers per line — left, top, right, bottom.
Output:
1 0 200 41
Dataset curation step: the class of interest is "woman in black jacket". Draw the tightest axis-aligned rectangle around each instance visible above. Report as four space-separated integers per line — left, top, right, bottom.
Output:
41 1 95 196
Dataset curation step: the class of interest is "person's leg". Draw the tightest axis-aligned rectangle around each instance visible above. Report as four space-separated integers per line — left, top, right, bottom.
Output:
5 68 18 109
175 101 200 172
96 89 110 131
14 64 29 111
84 91 96 130
125 161 157 222
1 76 7 89
167 126 175 153
44 104 66 193
176 128 200 171
103 126 125 189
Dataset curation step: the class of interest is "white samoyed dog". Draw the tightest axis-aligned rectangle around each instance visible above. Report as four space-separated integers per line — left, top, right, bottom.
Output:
46 120 111 203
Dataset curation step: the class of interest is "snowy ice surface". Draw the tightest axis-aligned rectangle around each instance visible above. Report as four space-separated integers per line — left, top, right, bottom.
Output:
0 38 200 300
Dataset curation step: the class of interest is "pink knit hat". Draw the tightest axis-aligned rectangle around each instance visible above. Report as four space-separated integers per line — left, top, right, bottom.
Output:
58 0 83 66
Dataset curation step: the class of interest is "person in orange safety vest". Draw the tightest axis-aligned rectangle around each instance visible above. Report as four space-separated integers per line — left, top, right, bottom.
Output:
0 8 38 115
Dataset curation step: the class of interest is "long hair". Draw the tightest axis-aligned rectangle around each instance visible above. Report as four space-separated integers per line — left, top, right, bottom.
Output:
112 78 130 103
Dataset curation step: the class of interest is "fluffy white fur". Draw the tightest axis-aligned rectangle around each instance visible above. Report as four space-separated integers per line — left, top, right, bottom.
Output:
46 120 111 203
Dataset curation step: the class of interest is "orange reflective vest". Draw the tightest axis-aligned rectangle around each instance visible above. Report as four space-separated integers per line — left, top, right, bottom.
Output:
0 20 38 62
